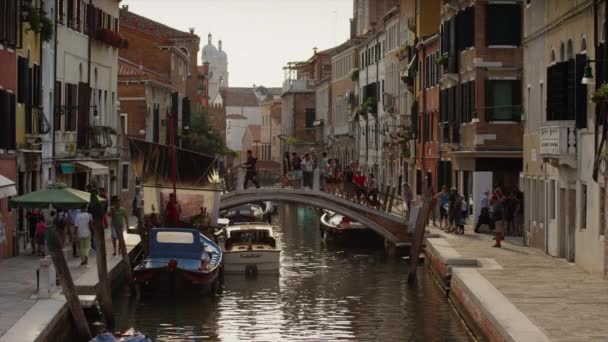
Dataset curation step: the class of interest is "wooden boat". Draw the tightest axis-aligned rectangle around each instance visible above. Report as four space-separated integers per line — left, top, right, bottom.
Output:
90 329 151 341
133 228 223 293
221 204 265 222
218 222 281 274
320 211 382 245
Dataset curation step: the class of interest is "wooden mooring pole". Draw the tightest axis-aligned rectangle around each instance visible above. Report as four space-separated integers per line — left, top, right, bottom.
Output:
407 187 433 283
46 227 92 340
91 219 114 327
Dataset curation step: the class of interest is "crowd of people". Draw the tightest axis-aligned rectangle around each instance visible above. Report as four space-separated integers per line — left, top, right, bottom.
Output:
430 185 523 248
25 186 130 265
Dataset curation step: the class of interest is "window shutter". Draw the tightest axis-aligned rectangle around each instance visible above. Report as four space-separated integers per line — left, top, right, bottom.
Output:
567 59 576 120
576 54 588 128
182 97 190 129
485 80 493 121
0 90 7 149
54 81 62 131
8 93 16 150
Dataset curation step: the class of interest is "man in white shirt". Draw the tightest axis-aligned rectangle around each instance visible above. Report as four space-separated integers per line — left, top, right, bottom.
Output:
301 153 315 188
75 205 93 266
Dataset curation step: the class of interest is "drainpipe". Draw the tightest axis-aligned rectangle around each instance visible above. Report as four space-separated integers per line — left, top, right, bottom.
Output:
594 0 599 156
52 0 58 164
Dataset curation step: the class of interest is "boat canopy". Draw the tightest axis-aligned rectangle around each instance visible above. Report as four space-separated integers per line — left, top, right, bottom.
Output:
149 228 203 260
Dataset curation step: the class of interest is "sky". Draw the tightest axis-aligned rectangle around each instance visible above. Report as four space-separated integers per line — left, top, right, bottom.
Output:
122 0 353 88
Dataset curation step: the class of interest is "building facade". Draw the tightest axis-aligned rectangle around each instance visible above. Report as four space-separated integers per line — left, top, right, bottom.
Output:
439 0 523 216
260 98 282 163
523 0 607 278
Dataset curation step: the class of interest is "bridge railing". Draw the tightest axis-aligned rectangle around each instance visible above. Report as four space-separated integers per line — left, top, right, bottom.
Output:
228 167 411 219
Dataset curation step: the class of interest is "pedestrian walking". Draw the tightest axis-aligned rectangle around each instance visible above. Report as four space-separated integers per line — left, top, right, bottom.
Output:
110 196 128 257
320 152 329 191
243 150 260 189
437 186 449 230
35 214 47 256
68 208 80 257
53 209 69 248
26 209 40 255
367 172 379 206
504 192 519 236
491 195 505 248
301 153 315 188
429 187 438 226
448 187 458 232
343 164 355 200
353 170 366 203
291 152 303 188
474 191 491 233
75 205 93 266
282 152 292 188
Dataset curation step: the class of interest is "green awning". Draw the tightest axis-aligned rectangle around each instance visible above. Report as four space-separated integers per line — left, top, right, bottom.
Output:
9 183 106 209
61 163 75 175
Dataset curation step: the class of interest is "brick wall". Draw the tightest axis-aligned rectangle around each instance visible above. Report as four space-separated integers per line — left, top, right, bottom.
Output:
293 93 316 142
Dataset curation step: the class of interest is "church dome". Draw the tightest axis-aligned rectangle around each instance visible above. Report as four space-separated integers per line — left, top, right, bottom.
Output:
202 33 218 62
217 40 227 62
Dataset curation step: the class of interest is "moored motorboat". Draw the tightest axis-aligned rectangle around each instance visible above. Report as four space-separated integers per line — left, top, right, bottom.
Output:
320 211 382 245
221 204 265 222
218 222 281 274
133 228 222 293
90 328 151 342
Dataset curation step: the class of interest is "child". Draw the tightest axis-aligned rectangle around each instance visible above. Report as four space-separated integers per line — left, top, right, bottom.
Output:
35 216 47 256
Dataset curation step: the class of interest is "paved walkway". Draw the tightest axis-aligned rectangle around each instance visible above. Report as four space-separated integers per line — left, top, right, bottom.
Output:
0 228 135 339
428 225 608 342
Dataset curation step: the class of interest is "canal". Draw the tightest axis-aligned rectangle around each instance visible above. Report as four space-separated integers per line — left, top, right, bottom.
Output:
113 204 472 341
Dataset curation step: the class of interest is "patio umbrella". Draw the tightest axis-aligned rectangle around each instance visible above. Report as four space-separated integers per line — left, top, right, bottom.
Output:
9 183 106 209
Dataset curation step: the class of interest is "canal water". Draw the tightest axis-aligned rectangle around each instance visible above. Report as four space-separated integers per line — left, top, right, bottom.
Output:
113 204 471 341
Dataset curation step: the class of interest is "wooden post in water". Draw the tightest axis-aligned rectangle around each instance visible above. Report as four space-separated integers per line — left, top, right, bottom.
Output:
116 229 134 292
407 187 433 283
387 186 396 213
89 190 114 328
45 226 92 340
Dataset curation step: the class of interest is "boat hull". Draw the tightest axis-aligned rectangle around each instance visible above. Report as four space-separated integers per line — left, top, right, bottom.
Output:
222 250 280 274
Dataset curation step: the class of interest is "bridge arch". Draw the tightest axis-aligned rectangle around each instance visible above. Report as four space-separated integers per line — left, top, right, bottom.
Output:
220 190 404 243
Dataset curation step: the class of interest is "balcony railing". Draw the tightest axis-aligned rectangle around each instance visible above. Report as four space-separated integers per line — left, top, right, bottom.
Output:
540 120 577 160
484 105 523 122
282 79 315 93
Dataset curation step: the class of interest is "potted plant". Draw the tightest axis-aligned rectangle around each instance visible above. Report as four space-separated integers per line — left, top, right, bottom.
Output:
436 54 449 65
27 7 53 43
592 82 608 103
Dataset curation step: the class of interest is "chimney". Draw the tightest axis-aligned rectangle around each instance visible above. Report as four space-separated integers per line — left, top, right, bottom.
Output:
350 18 356 39
218 40 222 51
189 28 195 34
313 47 318 54
122 5 128 10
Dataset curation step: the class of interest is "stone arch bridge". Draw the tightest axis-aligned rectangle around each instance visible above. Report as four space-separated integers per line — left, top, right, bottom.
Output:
220 188 411 245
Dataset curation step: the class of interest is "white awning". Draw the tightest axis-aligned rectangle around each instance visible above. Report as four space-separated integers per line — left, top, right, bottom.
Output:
0 175 17 199
77 161 109 176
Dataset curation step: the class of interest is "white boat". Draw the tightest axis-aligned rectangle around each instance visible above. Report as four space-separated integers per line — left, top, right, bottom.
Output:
219 222 281 274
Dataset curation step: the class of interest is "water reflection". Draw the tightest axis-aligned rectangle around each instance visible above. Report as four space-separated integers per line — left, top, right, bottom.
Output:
114 203 470 341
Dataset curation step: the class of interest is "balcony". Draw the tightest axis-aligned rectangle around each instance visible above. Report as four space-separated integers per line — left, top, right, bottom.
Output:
282 79 315 94
84 125 119 157
540 121 577 167
25 107 51 136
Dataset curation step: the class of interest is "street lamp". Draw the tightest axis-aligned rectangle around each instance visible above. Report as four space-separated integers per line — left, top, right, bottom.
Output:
582 60 594 85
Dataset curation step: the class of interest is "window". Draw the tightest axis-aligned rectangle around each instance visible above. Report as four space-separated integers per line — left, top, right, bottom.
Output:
580 183 587 229
305 108 315 128
120 113 127 134
0 0 19 47
121 164 129 191
485 80 521 121
0 90 17 151
486 4 521 46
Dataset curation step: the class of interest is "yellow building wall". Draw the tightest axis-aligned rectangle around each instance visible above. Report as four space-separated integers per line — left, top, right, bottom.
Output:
16 20 41 146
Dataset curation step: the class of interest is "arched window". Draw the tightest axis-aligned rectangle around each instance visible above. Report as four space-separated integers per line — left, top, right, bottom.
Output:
566 39 573 60
559 42 565 62
550 49 556 63
581 36 587 53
